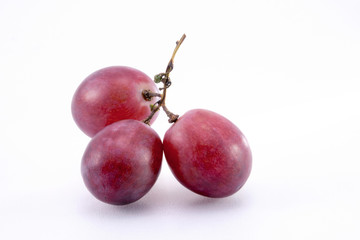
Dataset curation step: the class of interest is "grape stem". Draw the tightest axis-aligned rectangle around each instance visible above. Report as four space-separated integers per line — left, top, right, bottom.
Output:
142 90 162 100
143 34 186 125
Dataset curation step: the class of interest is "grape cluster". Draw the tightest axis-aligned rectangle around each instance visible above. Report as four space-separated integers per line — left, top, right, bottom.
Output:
72 35 252 205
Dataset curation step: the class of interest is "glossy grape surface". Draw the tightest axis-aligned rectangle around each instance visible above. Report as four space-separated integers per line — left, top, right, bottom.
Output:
163 109 252 198
72 66 159 137
81 120 163 205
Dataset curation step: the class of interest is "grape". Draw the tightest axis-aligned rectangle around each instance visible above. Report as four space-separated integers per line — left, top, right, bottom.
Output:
163 109 252 198
72 66 159 137
81 120 163 205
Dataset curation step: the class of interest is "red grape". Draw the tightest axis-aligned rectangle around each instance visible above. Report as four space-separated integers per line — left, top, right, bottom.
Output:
81 120 163 205
72 66 159 137
163 109 252 198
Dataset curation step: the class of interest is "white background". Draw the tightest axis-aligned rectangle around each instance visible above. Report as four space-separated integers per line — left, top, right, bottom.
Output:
0 0 359 239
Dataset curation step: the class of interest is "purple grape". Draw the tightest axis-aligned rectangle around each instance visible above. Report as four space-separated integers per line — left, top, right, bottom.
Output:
81 120 163 205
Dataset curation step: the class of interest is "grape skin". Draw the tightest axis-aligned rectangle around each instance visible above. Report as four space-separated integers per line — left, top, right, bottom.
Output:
72 66 159 137
81 120 163 205
163 109 252 198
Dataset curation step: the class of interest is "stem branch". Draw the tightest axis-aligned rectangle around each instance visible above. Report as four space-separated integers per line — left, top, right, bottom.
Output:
143 34 186 125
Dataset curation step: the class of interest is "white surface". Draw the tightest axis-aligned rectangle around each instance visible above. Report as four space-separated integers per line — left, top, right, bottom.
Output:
1 0 360 239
